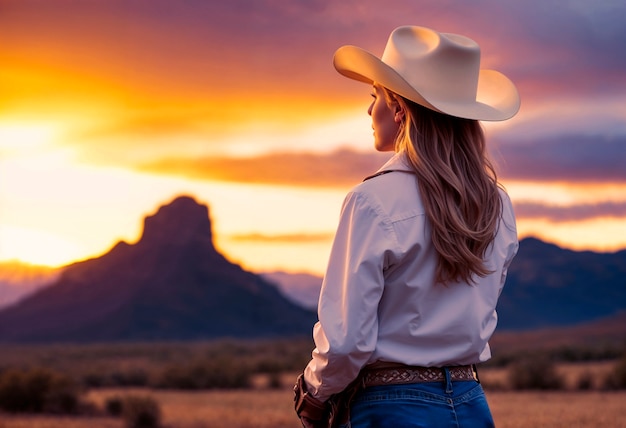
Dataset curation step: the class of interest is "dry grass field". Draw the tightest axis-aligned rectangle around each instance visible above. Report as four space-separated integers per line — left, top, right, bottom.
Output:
489 391 626 427
479 360 619 390
1 384 625 427
1 341 624 427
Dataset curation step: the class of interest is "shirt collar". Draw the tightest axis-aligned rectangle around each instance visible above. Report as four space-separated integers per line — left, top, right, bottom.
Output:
375 152 413 174
362 152 414 182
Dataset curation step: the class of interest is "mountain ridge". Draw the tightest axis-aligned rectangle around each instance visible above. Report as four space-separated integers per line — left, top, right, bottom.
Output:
0 261 62 308
0 196 316 343
263 236 626 331
1 196 624 342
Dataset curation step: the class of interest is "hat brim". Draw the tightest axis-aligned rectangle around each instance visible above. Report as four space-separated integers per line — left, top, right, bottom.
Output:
333 45 520 121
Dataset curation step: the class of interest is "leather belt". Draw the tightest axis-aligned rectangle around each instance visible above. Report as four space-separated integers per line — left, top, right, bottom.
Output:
361 364 476 388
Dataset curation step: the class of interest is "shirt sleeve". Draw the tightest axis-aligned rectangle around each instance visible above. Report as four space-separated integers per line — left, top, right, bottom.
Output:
498 190 519 291
303 190 396 401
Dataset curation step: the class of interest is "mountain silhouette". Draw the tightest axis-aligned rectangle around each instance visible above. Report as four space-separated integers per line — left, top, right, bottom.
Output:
1 196 625 343
268 237 626 331
496 237 626 330
0 196 317 343
0 262 61 309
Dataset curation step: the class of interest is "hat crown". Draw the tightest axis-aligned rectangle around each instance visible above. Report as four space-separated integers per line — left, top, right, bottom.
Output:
381 26 480 103
332 25 520 120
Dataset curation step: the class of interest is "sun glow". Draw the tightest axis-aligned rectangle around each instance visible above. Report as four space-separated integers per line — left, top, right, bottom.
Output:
518 217 626 253
505 180 626 205
0 225 82 267
0 0 624 278
0 122 59 153
504 179 626 251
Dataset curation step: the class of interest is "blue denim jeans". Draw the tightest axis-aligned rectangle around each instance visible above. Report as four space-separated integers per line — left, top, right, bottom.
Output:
340 369 495 428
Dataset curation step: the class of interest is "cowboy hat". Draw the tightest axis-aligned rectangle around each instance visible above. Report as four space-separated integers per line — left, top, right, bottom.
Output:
333 26 520 121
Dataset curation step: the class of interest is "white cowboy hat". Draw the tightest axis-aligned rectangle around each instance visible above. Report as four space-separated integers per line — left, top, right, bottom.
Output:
333 25 520 121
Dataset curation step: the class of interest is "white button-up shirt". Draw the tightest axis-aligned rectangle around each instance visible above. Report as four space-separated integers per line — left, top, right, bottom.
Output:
304 153 518 401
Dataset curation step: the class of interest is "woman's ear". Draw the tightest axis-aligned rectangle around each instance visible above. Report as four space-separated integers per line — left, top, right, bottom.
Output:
394 105 405 124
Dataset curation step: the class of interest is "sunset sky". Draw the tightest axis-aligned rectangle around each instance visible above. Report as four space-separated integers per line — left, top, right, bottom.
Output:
1 0 625 275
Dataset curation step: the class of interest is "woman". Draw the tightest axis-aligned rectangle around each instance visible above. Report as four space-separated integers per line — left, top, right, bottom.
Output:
294 25 520 428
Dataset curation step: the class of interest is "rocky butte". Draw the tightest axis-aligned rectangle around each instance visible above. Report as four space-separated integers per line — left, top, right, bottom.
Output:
0 196 317 343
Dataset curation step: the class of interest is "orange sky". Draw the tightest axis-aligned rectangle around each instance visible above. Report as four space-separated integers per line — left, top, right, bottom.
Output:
1 0 625 274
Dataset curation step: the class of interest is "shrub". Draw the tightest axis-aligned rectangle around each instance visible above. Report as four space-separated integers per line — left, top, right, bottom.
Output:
0 369 31 412
155 358 251 390
478 377 506 391
121 395 161 428
0 367 81 414
110 368 150 387
267 372 283 389
575 371 594 390
602 355 626 390
508 356 564 390
614 356 626 388
83 371 106 388
105 396 124 416
549 344 625 363
42 372 81 414
156 365 197 389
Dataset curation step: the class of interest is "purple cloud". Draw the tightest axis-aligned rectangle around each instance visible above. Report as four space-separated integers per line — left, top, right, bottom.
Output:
514 200 626 222
139 149 393 188
228 232 333 243
3 0 625 188
137 129 626 188
5 0 624 100
494 135 626 183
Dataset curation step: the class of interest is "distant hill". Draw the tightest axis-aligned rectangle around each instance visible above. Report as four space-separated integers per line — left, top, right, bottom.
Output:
0 196 316 343
261 271 321 310
498 237 626 330
1 195 624 343
0 262 61 309
268 238 626 331
490 311 626 352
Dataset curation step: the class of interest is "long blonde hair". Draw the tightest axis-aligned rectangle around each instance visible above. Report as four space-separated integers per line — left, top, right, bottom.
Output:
382 86 502 285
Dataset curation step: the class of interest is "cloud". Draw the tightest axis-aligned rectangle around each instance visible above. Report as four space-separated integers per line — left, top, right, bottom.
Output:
139 148 393 188
228 232 333 243
489 97 626 143
137 129 626 188
5 0 624 105
514 200 626 222
3 0 626 186
495 135 626 183
76 115 211 140
0 0 356 95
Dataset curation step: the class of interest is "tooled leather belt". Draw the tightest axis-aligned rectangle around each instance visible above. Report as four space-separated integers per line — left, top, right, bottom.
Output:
361 364 477 388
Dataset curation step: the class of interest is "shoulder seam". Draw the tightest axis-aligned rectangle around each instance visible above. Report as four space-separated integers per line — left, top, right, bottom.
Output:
363 169 415 182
